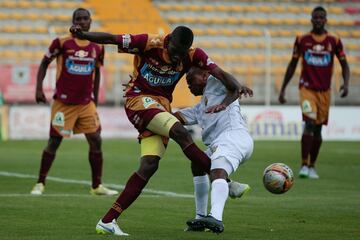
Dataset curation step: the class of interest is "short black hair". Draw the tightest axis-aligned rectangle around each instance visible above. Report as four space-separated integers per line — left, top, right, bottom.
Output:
187 66 204 79
312 6 327 15
171 26 194 49
72 8 91 23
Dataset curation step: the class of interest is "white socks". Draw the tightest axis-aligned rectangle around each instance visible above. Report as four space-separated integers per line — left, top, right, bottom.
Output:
193 175 210 219
209 179 228 221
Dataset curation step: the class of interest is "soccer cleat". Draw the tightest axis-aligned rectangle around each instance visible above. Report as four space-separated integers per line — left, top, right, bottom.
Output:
228 182 251 199
185 215 206 232
90 184 118 196
308 167 319 179
96 219 129 236
30 183 45 195
184 224 206 232
299 165 309 178
198 215 224 233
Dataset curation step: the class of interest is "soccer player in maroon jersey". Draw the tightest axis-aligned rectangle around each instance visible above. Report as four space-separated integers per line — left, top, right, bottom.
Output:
278 6 350 179
30 8 118 196
70 25 253 235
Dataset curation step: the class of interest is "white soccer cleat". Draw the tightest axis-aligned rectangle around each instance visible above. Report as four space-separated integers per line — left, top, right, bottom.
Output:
228 182 251 199
90 184 118 196
308 167 319 179
96 219 129 236
299 165 309 178
30 183 45 195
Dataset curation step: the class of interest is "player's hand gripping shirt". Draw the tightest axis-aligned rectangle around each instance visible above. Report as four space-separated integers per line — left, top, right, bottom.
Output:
45 36 104 104
177 75 248 146
292 32 346 91
115 34 217 102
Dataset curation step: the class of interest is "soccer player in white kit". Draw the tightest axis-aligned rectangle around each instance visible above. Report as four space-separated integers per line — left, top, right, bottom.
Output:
174 67 254 233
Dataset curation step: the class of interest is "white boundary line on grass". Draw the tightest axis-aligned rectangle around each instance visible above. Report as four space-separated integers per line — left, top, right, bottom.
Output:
0 171 193 198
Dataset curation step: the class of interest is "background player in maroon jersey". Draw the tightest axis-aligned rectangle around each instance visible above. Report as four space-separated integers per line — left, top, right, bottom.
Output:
70 25 253 235
278 6 350 179
30 8 118 196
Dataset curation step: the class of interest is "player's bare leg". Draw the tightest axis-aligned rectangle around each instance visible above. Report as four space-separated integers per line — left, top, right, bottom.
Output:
145 112 211 173
31 136 62 195
169 122 211 173
86 131 118 195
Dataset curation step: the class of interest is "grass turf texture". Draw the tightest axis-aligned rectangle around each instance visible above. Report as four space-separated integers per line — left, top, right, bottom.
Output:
0 140 359 240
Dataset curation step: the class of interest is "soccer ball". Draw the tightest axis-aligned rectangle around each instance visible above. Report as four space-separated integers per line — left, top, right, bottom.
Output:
263 163 294 194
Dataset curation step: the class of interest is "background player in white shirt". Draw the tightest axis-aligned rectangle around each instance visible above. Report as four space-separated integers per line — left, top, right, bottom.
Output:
174 67 254 233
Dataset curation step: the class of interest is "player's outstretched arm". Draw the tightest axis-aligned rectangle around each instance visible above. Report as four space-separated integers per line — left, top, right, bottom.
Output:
70 25 118 45
339 58 350 98
35 57 51 104
278 57 299 104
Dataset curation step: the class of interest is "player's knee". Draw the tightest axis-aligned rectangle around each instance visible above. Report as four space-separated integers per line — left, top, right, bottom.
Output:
209 169 228 182
138 156 160 179
304 121 316 134
191 162 206 176
314 125 323 137
86 133 102 151
46 136 63 153
169 122 193 146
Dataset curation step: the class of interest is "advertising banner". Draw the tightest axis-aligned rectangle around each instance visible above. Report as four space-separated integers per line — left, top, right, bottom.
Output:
7 106 360 140
242 106 360 140
8 106 137 139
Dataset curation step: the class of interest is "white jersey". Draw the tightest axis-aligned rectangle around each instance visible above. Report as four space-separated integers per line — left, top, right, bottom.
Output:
178 75 248 146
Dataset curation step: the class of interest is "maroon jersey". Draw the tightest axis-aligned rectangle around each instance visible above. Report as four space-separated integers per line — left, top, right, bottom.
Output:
45 36 104 104
292 32 346 91
115 34 217 102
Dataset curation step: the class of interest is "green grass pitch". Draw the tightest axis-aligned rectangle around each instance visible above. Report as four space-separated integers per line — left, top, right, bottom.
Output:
0 139 359 240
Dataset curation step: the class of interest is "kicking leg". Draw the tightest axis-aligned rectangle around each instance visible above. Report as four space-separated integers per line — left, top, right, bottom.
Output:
146 112 211 173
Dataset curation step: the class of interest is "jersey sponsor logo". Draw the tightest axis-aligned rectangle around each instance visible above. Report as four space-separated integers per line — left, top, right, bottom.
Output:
313 44 324 52
74 50 89 58
65 58 95 75
52 112 65 127
304 50 331 66
140 63 180 87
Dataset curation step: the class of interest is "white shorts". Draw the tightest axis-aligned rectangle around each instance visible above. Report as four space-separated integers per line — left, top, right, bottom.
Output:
205 129 253 175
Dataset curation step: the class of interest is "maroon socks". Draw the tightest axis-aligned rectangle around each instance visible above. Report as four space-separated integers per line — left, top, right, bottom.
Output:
102 172 148 223
310 137 322 167
37 151 55 184
89 151 103 188
182 143 211 174
301 133 314 166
